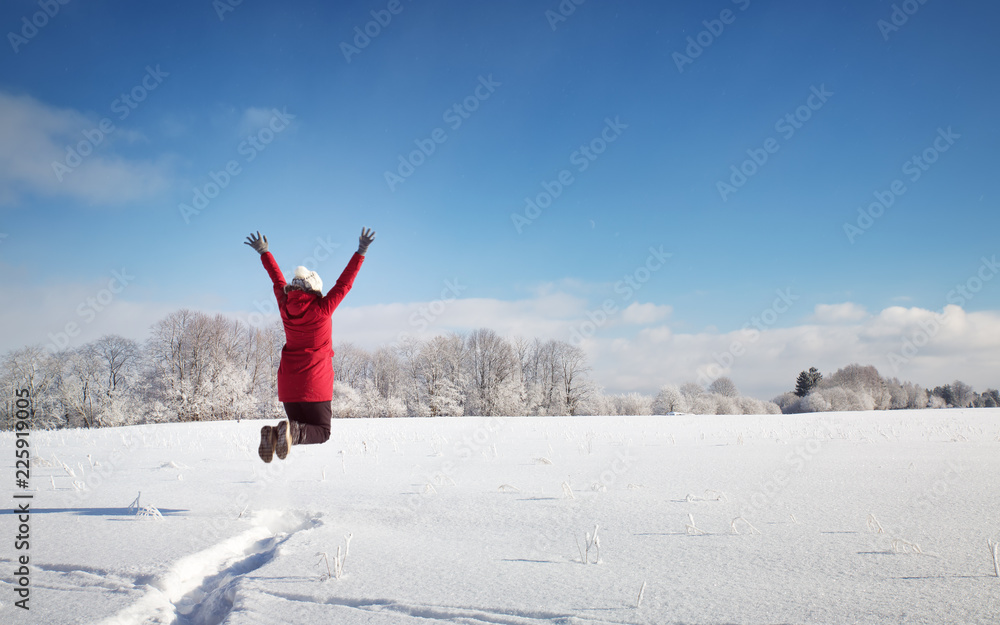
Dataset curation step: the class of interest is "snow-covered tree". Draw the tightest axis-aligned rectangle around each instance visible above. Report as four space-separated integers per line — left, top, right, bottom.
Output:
823 364 890 410
979 389 999 408
689 393 720 415
771 392 797 413
800 391 830 412
1 344 64 429
737 396 766 415
927 394 948 409
332 342 371 390
464 328 519 416
419 334 467 416
331 382 361 418
611 392 653 415
680 382 704 400
949 380 974 408
652 384 686 414
708 377 739 398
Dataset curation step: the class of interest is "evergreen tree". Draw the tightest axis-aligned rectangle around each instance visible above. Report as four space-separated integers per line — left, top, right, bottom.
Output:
931 385 954 406
794 367 822 397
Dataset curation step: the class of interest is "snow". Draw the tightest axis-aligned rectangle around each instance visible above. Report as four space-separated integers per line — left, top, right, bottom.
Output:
3 409 1000 624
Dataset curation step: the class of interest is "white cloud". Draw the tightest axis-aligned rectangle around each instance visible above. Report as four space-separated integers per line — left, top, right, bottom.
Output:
0 263 177 354
621 301 672 324
0 92 173 206
811 302 869 323
237 107 276 137
325 292 590 346
585 304 1000 401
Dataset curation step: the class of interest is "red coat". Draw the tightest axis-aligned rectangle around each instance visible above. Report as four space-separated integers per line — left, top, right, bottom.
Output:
260 251 364 402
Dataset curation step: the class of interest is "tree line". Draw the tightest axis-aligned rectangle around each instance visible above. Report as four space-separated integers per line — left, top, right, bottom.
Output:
1 309 599 428
1 309 996 429
773 363 999 412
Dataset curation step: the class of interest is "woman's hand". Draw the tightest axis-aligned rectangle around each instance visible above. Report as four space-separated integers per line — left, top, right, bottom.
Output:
245 231 268 254
358 227 375 256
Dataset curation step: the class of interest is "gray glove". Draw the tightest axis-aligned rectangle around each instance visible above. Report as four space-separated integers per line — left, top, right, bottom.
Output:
357 227 375 256
244 231 268 254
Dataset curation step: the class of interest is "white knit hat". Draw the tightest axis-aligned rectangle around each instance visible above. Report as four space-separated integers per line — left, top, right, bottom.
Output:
291 266 322 293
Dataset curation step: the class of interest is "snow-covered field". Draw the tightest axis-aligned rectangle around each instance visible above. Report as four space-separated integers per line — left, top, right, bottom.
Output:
3 409 999 624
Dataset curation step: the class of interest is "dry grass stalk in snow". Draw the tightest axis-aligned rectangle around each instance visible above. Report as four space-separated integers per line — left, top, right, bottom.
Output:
319 533 353 581
577 524 601 564
562 482 575 499
988 539 1000 577
635 581 646 608
127 492 142 514
867 514 885 534
686 490 727 502
891 538 922 554
731 516 762 535
335 533 353 579
136 505 162 520
317 552 332 580
435 473 457 486
686 513 707 535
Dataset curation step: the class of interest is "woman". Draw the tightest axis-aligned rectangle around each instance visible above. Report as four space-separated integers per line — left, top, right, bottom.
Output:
244 227 375 462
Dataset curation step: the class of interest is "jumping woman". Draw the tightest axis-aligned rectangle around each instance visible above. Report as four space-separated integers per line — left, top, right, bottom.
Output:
244 227 375 462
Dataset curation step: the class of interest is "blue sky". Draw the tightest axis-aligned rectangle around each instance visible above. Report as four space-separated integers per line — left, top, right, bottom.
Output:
1 0 998 399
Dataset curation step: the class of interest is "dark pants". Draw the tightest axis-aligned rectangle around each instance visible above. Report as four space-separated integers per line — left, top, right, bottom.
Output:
282 401 332 445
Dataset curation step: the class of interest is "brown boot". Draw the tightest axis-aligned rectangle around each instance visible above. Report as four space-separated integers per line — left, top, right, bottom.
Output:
275 420 299 460
258 425 277 463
